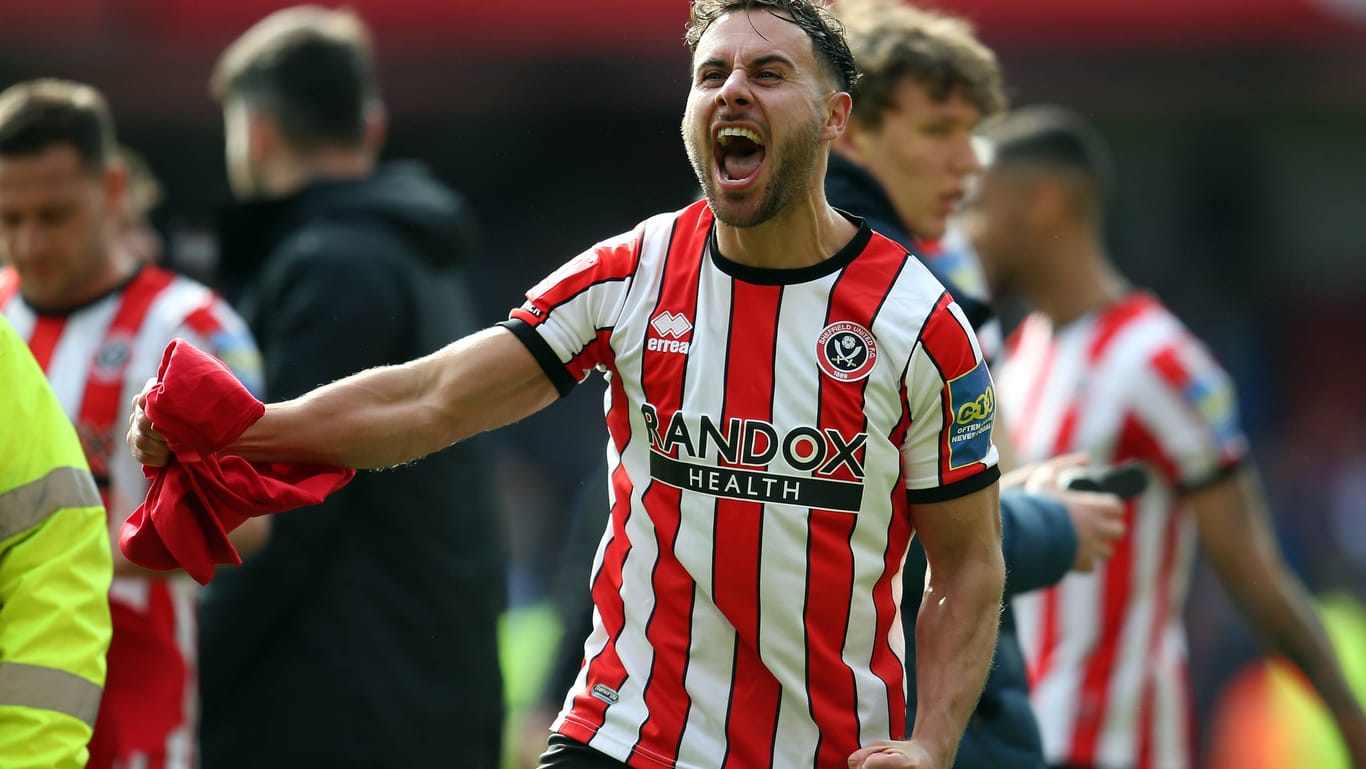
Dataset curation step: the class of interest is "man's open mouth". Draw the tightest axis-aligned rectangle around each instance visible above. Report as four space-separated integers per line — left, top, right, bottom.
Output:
715 126 766 183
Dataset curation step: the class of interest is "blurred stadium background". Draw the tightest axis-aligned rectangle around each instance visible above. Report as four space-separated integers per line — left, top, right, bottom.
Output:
3 0 1362 765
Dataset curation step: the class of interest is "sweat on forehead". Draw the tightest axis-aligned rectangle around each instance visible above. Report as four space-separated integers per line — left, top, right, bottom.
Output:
685 0 858 92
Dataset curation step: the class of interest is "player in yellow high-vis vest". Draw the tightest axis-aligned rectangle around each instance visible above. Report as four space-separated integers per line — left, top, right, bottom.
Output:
0 314 113 769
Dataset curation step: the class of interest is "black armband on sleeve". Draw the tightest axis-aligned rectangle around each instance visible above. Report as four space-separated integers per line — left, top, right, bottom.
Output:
496 318 577 398
904 464 1001 505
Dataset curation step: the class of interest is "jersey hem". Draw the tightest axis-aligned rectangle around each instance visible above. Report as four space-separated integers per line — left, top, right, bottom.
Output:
555 718 680 769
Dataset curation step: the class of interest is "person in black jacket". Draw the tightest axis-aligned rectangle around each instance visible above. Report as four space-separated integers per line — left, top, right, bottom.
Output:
827 2 1125 767
197 7 504 768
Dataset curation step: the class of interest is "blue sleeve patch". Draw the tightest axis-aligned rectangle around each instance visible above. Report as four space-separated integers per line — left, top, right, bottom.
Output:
1186 374 1242 448
947 359 996 470
210 328 265 399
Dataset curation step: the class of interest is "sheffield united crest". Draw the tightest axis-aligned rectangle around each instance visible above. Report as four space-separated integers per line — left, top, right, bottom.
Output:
91 332 134 384
816 321 877 382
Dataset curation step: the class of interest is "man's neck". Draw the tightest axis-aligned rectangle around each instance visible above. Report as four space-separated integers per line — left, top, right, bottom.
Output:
30 248 138 314
263 151 375 198
1027 236 1129 328
714 197 858 271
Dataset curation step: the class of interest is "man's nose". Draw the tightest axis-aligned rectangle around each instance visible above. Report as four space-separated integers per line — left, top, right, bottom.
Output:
952 137 983 175
716 69 753 108
12 220 49 259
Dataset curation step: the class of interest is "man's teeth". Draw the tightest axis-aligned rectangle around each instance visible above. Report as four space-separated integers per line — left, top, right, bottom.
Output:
717 127 763 146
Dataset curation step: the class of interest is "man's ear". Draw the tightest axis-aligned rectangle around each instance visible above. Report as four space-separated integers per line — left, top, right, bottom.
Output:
102 159 128 227
1031 177 1071 227
362 101 387 157
246 108 277 165
823 90 853 144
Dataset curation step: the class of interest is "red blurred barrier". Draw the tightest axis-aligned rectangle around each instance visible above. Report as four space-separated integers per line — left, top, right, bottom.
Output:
1 0 1363 57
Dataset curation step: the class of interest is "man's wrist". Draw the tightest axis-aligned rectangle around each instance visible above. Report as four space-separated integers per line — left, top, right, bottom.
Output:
904 732 956 768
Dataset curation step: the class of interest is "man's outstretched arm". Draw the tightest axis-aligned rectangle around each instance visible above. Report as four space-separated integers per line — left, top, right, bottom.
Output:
131 326 560 470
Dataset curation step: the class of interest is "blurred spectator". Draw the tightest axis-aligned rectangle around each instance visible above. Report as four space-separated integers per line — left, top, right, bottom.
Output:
1205 593 1366 769
115 145 165 264
0 78 265 769
0 314 112 769
965 104 1366 769
1328 450 1366 590
198 7 504 769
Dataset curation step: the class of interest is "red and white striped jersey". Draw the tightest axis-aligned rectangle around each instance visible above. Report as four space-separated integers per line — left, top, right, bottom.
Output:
0 264 262 769
503 200 1000 769
999 292 1247 769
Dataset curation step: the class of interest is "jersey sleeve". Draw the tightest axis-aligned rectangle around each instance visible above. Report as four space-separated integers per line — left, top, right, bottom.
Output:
901 296 1001 503
174 295 264 400
1128 334 1248 490
498 227 642 396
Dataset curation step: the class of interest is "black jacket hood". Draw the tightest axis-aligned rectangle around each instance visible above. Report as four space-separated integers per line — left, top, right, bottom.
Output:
825 151 996 333
825 151 912 247
218 161 476 287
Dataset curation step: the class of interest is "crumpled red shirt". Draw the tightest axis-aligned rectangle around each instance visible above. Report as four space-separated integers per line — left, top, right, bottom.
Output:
119 339 355 584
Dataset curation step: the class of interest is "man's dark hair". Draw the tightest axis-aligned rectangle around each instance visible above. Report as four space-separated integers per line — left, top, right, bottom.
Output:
985 104 1116 205
210 6 378 149
836 0 1005 128
685 0 860 93
0 79 116 172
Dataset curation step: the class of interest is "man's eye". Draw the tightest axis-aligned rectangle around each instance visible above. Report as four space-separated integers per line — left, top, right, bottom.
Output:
757 70 781 80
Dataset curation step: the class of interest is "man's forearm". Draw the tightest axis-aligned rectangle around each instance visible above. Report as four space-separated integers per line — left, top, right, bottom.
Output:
229 358 446 468
1196 470 1366 729
911 548 1004 761
1233 565 1365 725
228 327 557 469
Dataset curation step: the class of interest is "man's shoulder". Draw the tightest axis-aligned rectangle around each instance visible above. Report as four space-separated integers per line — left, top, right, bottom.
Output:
134 267 239 326
270 212 406 259
282 165 475 265
1019 292 1196 371
580 200 711 272
260 215 427 296
105 267 262 396
1110 294 1218 371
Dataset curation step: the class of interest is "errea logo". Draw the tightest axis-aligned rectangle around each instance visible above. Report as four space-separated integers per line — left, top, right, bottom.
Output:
591 683 620 705
648 311 692 354
650 311 692 338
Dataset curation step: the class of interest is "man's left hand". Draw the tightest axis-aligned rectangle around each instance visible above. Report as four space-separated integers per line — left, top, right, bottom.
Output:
848 739 941 769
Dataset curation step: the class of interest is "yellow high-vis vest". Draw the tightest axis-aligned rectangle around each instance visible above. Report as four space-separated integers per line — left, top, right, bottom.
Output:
0 316 113 769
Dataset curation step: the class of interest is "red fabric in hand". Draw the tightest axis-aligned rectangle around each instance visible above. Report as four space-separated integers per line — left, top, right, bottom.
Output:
119 339 354 584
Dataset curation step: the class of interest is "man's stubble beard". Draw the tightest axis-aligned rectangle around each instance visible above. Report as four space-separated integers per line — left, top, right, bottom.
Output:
684 109 824 229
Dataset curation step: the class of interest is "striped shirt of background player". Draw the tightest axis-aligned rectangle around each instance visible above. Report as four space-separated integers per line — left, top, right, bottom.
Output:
1001 293 1246 769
